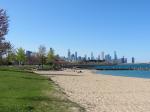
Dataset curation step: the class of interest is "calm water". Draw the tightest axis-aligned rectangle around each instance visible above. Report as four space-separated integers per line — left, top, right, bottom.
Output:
95 63 150 70
96 70 150 79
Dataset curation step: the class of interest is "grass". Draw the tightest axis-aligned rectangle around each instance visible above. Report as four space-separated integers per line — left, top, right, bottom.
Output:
0 68 85 112
0 65 35 72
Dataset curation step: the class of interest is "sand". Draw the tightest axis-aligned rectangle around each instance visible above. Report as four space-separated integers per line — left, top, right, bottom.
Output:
35 69 150 112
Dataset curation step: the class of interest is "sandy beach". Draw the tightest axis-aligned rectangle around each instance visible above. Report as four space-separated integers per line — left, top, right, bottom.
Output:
35 69 150 112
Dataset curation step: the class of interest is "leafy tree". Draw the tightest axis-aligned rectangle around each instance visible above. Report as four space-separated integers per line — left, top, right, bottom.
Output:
0 9 11 57
47 48 55 64
16 47 26 65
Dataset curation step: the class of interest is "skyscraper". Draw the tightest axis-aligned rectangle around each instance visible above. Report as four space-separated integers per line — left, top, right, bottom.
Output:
101 52 104 60
91 52 94 60
68 49 71 61
105 54 111 62
114 51 117 60
121 56 125 63
98 54 101 60
75 51 77 61
71 54 75 61
84 54 87 60
132 57 135 64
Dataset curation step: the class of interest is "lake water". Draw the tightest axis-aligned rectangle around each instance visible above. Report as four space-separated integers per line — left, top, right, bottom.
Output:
96 70 150 79
95 63 150 70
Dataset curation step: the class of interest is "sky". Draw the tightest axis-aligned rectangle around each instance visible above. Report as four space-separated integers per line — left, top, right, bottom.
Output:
1 0 150 62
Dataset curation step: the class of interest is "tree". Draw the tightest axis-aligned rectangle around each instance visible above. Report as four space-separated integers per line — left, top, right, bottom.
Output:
0 8 11 64
38 45 46 67
29 52 40 65
6 46 16 65
47 48 55 64
16 47 26 65
0 9 8 38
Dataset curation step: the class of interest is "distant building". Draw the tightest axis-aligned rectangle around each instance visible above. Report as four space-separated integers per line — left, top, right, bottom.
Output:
26 51 32 57
75 52 77 61
91 52 94 60
71 54 75 61
120 56 127 64
25 51 33 65
121 56 125 63
105 54 111 62
114 51 117 60
84 54 87 61
124 58 127 63
132 57 135 63
68 49 71 61
98 55 101 60
101 52 105 60
78 56 82 61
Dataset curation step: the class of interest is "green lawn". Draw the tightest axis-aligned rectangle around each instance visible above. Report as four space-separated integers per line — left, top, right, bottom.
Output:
0 69 84 112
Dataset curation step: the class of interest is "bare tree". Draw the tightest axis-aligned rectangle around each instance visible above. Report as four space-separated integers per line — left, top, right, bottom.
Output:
38 45 46 68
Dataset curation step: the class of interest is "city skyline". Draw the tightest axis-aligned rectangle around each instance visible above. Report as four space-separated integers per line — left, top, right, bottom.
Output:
64 49 132 64
1 0 150 62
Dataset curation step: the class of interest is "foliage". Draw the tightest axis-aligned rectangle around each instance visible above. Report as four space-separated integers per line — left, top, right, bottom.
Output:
47 48 55 64
16 47 26 65
0 8 11 62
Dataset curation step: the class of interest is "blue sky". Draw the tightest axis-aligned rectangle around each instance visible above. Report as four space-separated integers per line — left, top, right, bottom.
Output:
1 0 150 62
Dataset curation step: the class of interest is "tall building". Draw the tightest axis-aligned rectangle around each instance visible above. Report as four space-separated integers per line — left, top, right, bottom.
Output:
114 51 117 60
71 54 75 61
98 55 101 60
121 56 125 63
124 58 127 63
26 51 32 57
26 51 33 65
105 54 111 62
91 52 94 60
68 49 71 61
132 57 135 64
84 54 87 60
78 56 82 61
101 52 105 60
120 56 128 64
75 51 77 61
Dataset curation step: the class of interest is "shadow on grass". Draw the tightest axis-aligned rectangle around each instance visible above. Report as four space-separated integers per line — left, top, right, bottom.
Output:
17 96 70 103
0 105 35 112
20 76 47 81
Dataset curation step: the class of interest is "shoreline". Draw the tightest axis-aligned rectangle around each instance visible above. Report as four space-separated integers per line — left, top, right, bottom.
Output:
35 69 150 112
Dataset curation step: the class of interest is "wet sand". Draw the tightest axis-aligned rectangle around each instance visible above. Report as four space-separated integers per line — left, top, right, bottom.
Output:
35 69 150 112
